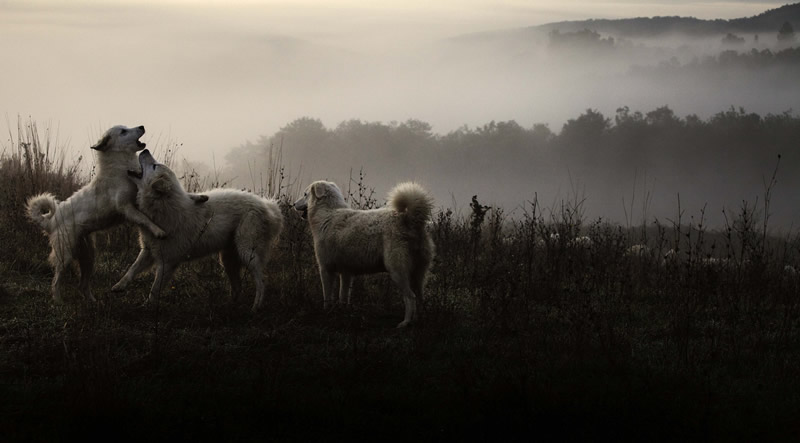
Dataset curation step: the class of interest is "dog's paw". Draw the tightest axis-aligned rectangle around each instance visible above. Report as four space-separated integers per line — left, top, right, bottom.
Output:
396 320 411 328
153 228 167 239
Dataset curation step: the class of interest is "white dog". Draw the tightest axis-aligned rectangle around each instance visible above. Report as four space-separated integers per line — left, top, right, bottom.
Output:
26 125 166 304
111 150 283 311
294 180 435 328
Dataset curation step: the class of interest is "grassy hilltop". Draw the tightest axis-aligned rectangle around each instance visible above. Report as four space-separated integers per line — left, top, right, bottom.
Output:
1 119 799 441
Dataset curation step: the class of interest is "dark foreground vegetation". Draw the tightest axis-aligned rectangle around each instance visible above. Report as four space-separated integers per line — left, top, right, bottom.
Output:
1 120 799 441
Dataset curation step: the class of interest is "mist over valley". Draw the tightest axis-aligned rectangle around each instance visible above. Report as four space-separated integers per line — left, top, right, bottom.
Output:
3 1 800 227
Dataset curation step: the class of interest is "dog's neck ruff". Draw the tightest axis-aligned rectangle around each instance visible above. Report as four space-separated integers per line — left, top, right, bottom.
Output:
94 151 138 181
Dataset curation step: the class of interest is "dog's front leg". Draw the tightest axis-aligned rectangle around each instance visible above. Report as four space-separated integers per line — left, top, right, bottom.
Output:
320 268 336 309
147 262 176 304
112 247 154 291
121 204 166 238
339 273 353 305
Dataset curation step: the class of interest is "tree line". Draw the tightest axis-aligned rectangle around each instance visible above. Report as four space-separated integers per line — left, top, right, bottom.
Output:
225 106 800 227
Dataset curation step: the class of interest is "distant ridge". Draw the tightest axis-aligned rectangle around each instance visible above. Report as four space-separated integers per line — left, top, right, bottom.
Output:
536 2 800 37
452 3 800 42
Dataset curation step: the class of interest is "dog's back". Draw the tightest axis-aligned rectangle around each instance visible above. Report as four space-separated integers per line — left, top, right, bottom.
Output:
187 188 283 259
315 207 395 273
141 185 282 264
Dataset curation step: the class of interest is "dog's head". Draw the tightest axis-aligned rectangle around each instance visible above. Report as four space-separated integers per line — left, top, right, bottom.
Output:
128 150 209 205
128 150 209 206
294 180 346 219
127 149 178 196
91 125 146 154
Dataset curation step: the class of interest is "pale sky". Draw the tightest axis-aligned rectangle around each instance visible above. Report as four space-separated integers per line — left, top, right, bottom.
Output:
0 0 791 167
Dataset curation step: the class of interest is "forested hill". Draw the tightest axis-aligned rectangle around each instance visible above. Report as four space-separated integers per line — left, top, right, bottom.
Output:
536 3 800 37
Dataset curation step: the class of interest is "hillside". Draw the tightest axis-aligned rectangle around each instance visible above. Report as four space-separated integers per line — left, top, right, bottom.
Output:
539 3 800 37
454 2 800 42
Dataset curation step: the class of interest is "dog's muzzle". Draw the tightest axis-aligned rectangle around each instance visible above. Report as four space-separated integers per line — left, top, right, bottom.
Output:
294 201 308 220
136 126 146 149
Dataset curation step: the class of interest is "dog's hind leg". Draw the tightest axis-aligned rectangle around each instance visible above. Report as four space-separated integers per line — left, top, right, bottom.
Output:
77 235 96 302
242 251 265 312
50 263 68 305
410 266 428 317
49 242 72 305
388 267 416 328
339 273 353 305
220 248 242 302
112 247 154 292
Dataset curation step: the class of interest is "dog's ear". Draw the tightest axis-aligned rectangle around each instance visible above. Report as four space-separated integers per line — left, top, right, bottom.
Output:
189 194 209 204
91 135 111 152
150 176 172 194
312 182 328 199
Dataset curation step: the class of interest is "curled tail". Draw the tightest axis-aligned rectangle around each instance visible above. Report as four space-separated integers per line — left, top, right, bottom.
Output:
26 192 58 232
388 182 434 228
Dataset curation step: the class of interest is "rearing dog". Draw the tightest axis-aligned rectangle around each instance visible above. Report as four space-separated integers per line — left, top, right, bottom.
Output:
26 125 166 303
294 181 435 328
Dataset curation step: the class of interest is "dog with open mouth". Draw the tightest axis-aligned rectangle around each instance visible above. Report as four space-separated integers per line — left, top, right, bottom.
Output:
27 125 167 304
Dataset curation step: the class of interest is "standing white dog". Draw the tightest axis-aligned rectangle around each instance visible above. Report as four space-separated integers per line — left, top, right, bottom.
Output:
111 150 283 311
294 180 435 328
26 125 165 304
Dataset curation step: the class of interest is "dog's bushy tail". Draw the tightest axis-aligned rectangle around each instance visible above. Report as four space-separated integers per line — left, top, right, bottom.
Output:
388 182 434 227
26 193 58 232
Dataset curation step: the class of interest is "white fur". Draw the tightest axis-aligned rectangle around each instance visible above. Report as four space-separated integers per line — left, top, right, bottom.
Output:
294 180 435 328
112 150 283 311
26 125 164 304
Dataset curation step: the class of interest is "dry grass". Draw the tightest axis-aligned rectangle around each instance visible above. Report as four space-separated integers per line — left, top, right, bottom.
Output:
1 119 799 441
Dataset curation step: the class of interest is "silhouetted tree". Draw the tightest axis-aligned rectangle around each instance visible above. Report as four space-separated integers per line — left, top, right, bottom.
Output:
559 109 610 148
531 123 554 144
722 33 745 46
777 21 796 43
645 106 681 128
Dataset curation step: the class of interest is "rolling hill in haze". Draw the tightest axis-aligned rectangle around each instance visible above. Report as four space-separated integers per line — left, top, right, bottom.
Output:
538 2 800 37
453 2 800 43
